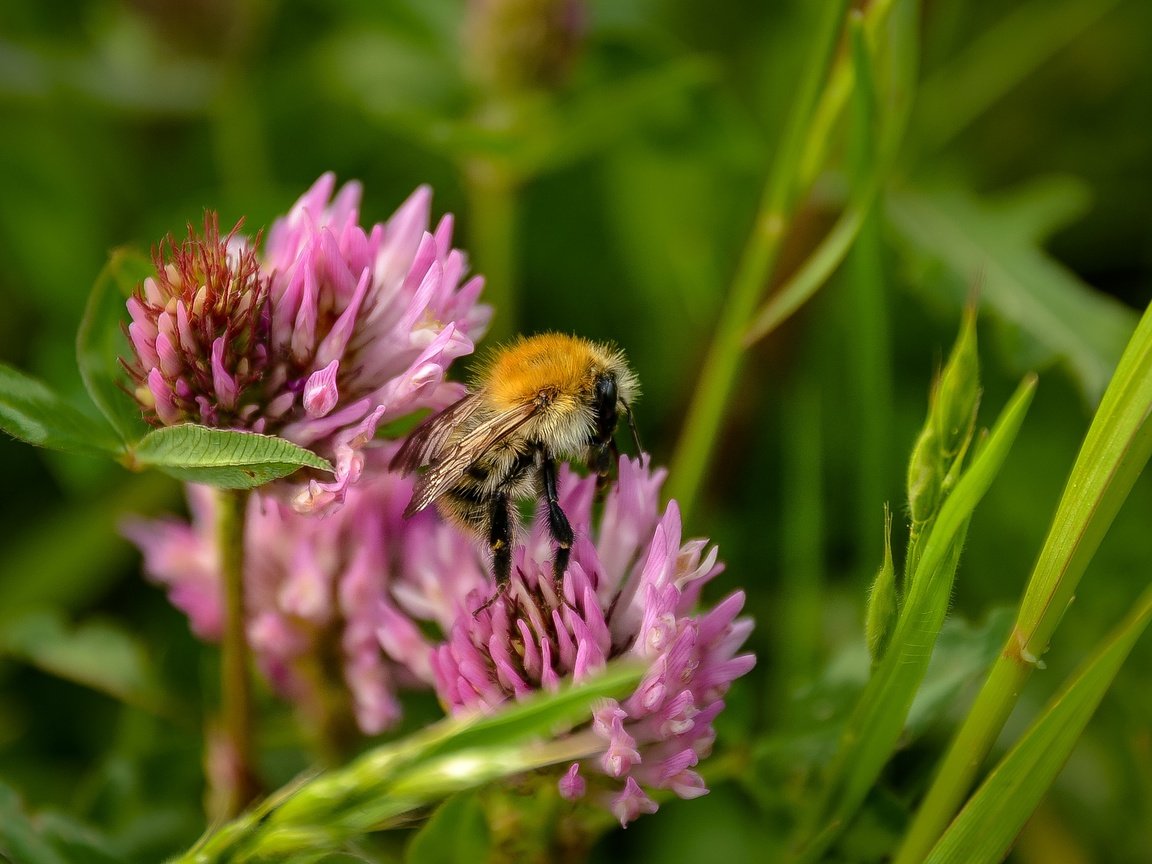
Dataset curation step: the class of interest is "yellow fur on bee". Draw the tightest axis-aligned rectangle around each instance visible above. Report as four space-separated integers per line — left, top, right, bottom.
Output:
483 333 614 410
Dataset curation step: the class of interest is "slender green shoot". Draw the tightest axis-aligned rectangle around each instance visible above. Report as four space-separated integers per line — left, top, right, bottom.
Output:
915 0 1124 153
789 374 1036 863
176 662 642 863
896 297 1152 864
211 487 260 820
669 0 849 520
463 150 519 343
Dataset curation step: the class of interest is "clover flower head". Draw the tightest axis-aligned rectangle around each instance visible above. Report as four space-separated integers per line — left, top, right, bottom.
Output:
125 174 490 512
420 456 756 825
125 214 269 428
128 443 754 827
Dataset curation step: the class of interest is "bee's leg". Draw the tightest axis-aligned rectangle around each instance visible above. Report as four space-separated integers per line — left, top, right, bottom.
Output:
539 456 574 604
594 441 621 500
474 493 513 617
488 491 513 586
622 402 642 454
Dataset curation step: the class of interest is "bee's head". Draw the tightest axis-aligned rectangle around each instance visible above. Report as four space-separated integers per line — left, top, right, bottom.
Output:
591 370 642 454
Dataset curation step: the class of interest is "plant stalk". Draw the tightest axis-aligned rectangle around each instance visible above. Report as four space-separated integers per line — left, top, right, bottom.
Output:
464 152 520 344
668 0 849 520
213 487 260 819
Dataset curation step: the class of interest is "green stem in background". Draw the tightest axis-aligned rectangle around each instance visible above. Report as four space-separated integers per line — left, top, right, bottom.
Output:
842 12 893 567
464 151 520 345
895 298 1152 864
914 0 1123 154
743 0 918 349
212 487 260 820
211 0 273 204
776 371 824 712
789 375 1036 864
795 0 901 190
667 0 849 521
844 209 890 562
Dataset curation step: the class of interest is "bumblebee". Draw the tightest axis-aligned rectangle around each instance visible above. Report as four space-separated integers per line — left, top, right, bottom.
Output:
391 333 640 605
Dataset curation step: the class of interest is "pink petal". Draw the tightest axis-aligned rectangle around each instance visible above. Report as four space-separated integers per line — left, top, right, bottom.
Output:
559 763 586 800
147 368 180 424
211 337 238 410
610 778 658 827
155 331 182 379
303 359 340 418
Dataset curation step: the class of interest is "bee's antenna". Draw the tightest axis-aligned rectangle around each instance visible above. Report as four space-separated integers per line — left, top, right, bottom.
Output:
622 402 642 454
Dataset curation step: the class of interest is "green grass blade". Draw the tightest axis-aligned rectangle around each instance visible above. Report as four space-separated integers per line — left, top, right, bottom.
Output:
776 372 825 705
745 0 917 347
177 663 643 863
924 582 1152 864
743 10 880 347
668 0 849 520
1015 306 1152 650
915 0 1124 152
842 12 894 566
896 297 1152 864
789 375 1036 863
743 202 869 345
417 661 644 760
796 0 905 189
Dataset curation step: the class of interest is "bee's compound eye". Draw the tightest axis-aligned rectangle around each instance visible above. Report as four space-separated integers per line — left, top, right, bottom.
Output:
593 374 617 409
592 373 619 444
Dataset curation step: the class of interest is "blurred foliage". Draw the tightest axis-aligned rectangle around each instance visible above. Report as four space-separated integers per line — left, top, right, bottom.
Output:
1 0 1151 862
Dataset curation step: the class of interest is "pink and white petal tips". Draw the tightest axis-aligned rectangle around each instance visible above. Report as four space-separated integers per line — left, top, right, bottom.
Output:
263 172 361 276
303 359 341 419
423 455 756 826
559 762 587 801
123 175 488 509
597 455 667 586
610 778 659 827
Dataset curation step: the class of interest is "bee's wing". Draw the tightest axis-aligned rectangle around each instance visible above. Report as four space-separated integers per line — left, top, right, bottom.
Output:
390 393 485 476
403 401 539 517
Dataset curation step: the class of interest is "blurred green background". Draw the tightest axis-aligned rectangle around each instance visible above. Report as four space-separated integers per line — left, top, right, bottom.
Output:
1 1 1150 861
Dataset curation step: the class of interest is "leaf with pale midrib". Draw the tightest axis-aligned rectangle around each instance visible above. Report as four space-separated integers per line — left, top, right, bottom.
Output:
131 424 333 489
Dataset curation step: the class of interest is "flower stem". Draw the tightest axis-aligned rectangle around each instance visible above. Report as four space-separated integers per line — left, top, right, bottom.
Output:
210 0 273 204
214 487 260 818
667 0 849 521
464 150 519 344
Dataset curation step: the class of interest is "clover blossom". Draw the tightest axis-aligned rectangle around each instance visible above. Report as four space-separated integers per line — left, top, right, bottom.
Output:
125 174 489 511
126 446 488 737
127 439 754 820
422 457 756 825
